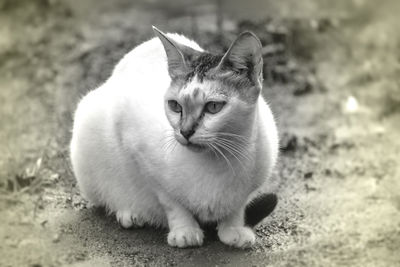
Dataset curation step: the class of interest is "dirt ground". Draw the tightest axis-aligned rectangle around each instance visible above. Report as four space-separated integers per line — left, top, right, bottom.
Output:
0 0 399 266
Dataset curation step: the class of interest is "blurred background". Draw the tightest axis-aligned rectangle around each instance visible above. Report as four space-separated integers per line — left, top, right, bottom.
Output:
0 0 399 266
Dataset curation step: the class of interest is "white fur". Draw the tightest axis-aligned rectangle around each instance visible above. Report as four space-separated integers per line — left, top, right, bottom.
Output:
70 33 279 248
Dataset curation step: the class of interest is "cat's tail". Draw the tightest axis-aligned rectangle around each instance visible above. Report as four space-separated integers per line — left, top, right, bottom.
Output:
245 193 278 227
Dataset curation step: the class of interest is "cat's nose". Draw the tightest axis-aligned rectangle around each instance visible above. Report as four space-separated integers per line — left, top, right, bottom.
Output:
180 129 195 140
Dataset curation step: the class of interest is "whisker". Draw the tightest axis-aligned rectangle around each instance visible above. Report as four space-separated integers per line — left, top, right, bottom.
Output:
214 140 251 181
202 132 251 150
215 141 243 165
171 139 178 152
206 143 218 158
210 143 235 176
215 132 250 143
214 137 252 162
162 139 174 152
217 137 251 153
161 131 177 152
196 133 252 162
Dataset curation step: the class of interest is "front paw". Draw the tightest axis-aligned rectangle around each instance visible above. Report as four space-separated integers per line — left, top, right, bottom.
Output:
218 226 255 248
167 226 204 248
116 210 144 229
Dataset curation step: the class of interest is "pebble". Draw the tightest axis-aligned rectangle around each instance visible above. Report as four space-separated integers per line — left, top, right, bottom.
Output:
281 134 298 152
304 172 313 179
50 173 60 182
52 233 61 243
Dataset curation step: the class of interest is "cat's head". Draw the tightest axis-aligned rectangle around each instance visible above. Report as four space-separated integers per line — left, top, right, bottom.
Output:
153 27 263 153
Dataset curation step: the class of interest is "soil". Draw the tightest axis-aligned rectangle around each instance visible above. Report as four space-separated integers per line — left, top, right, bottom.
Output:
0 0 399 266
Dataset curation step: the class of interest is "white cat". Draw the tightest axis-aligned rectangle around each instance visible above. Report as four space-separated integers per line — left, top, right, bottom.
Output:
70 26 279 248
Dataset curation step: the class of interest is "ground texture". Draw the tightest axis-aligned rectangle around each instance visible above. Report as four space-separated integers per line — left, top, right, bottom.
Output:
0 1 399 266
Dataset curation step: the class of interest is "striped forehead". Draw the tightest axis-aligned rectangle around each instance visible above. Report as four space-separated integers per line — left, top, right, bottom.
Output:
180 78 231 102
180 86 205 113
181 86 203 99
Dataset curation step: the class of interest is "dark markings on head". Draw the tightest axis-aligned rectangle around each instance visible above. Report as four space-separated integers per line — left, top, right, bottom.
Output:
192 87 200 98
185 53 223 82
178 52 259 103
182 94 191 110
183 52 255 89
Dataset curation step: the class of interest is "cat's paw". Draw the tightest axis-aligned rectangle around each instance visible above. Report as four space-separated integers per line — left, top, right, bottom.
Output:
116 210 144 229
218 226 255 248
167 226 204 248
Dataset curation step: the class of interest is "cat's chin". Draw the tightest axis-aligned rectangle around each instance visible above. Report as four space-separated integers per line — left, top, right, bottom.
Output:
175 137 208 152
185 142 208 153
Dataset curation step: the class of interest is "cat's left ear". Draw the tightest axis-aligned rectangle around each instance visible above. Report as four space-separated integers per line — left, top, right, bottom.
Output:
217 32 263 88
153 26 199 79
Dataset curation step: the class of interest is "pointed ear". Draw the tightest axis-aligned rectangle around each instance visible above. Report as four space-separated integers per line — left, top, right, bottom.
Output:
217 32 263 87
152 26 198 79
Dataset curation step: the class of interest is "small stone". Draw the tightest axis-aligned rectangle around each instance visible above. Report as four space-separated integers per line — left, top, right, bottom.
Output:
50 173 60 182
74 251 87 261
281 134 298 152
324 169 332 176
18 238 36 248
52 233 60 243
19 217 32 226
305 184 317 192
304 172 313 179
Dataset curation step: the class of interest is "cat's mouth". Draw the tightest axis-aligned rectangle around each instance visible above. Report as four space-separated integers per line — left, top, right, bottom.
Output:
174 134 208 152
186 142 208 152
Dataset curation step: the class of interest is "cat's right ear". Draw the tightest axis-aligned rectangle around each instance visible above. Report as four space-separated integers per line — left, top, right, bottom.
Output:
216 31 263 88
153 26 190 79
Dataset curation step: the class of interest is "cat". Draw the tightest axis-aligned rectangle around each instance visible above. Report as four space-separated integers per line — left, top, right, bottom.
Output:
70 26 279 248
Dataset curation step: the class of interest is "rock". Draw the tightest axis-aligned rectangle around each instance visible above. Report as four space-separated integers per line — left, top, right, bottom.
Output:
330 140 355 151
50 173 60 182
281 133 298 152
324 169 332 176
52 233 61 243
293 75 313 96
324 168 344 179
305 184 317 192
304 172 313 179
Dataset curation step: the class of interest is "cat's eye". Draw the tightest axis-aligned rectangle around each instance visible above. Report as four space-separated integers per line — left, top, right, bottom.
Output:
168 100 182 113
204 101 226 114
